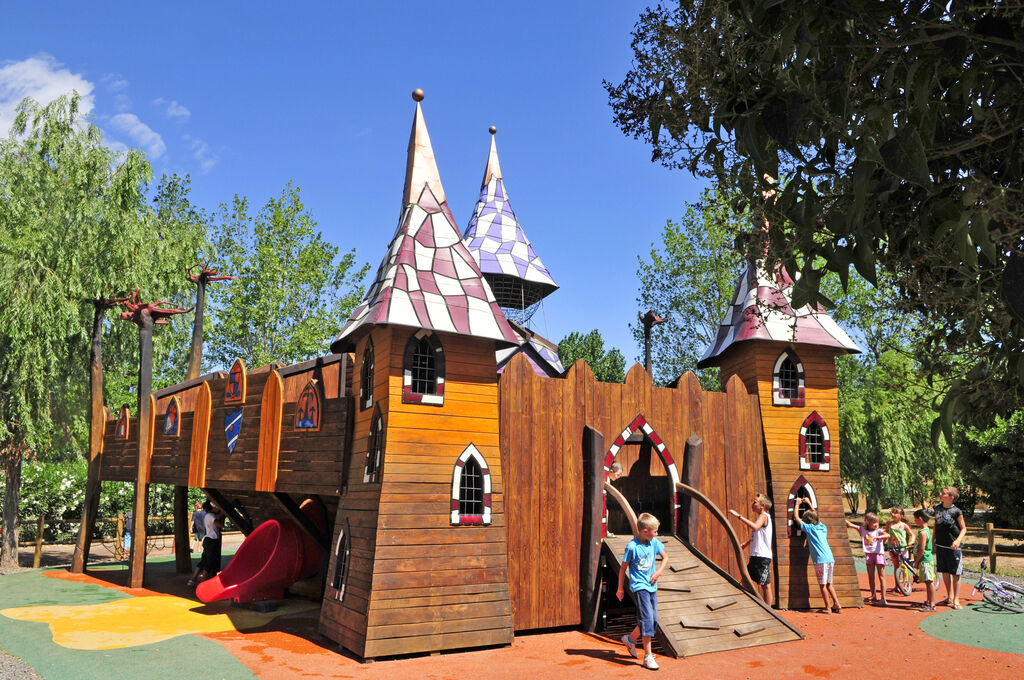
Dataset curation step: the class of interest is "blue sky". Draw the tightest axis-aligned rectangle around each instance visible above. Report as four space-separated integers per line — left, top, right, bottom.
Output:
1 2 708 361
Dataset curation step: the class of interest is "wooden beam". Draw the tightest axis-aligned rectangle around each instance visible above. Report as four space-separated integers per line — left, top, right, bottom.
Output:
273 492 330 551
173 486 191 573
680 435 703 543
733 622 766 637
603 482 639 538
256 370 283 492
203 487 254 535
579 425 605 633
675 481 758 594
679 616 719 631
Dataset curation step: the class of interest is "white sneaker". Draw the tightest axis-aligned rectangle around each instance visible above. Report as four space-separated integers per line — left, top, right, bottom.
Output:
621 634 637 658
643 654 659 670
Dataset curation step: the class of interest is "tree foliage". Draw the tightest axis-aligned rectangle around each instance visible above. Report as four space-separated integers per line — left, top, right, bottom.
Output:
208 184 368 369
955 411 1024 529
607 1 1024 431
557 330 626 383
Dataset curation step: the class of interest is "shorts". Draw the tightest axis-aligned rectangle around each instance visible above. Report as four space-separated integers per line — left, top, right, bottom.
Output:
198 536 222 574
865 552 886 566
634 589 658 638
747 556 772 586
935 546 963 575
814 562 835 585
918 561 935 583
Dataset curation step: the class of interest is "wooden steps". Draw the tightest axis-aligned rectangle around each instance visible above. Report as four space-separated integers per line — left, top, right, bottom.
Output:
603 534 803 658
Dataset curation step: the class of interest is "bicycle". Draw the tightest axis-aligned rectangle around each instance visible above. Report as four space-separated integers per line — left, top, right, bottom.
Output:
972 575 1024 613
888 546 918 596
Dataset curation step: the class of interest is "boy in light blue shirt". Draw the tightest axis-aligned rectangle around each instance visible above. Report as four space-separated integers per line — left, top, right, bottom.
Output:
794 497 841 613
616 512 670 670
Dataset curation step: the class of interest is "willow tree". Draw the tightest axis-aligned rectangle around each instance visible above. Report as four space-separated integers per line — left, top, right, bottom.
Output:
0 94 205 570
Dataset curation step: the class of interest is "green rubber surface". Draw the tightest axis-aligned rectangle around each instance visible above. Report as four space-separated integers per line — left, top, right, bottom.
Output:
919 601 1024 655
0 559 256 680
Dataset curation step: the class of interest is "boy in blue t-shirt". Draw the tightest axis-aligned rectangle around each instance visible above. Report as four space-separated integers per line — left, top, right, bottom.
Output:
616 512 670 670
793 497 841 613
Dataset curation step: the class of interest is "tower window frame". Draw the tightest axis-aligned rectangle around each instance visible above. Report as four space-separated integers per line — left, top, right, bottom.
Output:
798 411 831 471
328 519 351 601
359 338 374 411
402 330 445 406
772 349 806 407
450 443 492 525
364 407 385 484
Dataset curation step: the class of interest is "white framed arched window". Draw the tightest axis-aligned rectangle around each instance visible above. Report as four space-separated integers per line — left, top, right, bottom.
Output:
772 349 805 406
450 443 492 525
403 330 445 406
799 411 831 471
329 519 351 601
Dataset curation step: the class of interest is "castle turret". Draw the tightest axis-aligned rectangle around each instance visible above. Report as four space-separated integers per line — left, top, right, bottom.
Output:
321 91 516 658
698 259 862 610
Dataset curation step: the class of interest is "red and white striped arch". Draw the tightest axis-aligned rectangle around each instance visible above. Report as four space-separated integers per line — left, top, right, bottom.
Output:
601 414 680 537
798 411 831 471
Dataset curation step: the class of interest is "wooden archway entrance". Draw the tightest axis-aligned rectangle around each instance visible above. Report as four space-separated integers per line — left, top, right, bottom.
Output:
602 414 680 537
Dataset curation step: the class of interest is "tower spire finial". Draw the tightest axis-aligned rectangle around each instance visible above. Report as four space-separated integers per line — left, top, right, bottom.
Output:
402 88 445 206
481 125 503 187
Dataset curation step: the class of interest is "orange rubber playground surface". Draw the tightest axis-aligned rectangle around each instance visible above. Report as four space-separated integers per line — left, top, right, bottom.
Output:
1 558 1020 680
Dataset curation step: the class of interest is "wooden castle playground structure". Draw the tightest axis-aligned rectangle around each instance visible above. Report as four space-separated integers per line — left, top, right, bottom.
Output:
72 91 864 660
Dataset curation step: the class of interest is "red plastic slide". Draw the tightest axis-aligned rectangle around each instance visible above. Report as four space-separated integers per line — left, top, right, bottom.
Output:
196 502 325 604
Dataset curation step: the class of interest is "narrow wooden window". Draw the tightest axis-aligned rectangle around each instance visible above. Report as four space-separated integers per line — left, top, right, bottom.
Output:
364 409 384 484
295 380 321 431
402 331 445 405
772 350 805 406
359 339 374 410
330 522 350 601
798 411 831 471
451 443 492 525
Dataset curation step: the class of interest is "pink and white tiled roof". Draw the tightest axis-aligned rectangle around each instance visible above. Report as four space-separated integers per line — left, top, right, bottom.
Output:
331 97 519 353
462 131 558 309
697 260 860 367
496 320 565 377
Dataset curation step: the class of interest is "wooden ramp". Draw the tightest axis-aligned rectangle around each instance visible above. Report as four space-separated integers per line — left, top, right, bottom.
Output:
603 534 803 658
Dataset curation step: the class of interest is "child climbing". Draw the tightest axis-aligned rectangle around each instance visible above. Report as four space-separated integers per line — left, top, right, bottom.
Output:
845 512 890 605
913 508 937 612
794 497 840 614
617 512 670 671
885 507 914 595
728 493 774 608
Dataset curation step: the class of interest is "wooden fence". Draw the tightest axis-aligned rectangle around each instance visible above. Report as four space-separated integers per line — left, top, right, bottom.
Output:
962 523 1024 573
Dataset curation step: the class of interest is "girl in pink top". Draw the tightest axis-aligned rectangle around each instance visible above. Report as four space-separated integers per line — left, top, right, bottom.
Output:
846 512 890 605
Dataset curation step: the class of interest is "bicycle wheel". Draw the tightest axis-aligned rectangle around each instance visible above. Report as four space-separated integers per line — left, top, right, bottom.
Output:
896 563 913 596
1002 582 1024 597
982 589 1024 613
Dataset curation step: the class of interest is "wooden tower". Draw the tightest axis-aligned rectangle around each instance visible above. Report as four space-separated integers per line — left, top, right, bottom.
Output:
318 90 521 658
697 261 864 609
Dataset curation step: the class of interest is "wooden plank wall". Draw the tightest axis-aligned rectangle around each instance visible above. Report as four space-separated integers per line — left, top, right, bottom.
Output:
320 328 391 658
499 356 766 632
149 412 193 485
718 342 860 609
100 417 138 482
276 395 352 496
203 371 271 492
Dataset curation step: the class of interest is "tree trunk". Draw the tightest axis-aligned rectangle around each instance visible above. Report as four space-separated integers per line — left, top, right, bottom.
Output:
1 442 25 571
72 302 107 573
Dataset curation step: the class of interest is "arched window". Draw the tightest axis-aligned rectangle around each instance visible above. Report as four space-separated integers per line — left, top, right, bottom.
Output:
115 405 130 440
295 380 321 431
363 408 384 484
329 519 350 601
225 357 247 404
786 476 818 537
359 339 374 411
451 443 492 525
403 331 445 405
772 350 805 406
163 396 181 437
798 411 831 471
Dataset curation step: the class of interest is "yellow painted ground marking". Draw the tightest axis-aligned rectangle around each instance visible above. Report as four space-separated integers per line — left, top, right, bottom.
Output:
1 596 317 650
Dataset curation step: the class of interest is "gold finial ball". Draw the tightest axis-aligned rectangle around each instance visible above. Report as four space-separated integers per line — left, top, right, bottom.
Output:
412 88 425 102
489 125 497 135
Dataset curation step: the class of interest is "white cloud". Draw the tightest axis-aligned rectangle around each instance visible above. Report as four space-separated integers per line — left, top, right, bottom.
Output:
0 53 95 134
101 75 129 92
113 94 132 111
184 133 218 173
109 113 165 158
153 97 190 121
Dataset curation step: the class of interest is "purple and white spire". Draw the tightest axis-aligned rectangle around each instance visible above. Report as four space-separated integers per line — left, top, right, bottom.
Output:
331 92 519 353
462 128 558 314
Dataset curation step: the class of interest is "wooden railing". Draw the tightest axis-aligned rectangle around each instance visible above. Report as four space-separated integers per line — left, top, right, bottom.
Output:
963 523 1024 573
675 482 758 595
603 482 639 537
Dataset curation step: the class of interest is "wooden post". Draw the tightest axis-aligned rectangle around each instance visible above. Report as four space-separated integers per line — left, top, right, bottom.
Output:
986 522 996 573
115 513 124 560
127 308 154 588
173 487 191 573
32 516 45 568
681 434 703 543
579 425 605 633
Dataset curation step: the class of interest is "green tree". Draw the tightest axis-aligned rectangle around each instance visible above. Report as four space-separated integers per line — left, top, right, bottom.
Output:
634 187 746 388
208 183 369 369
955 412 1024 529
557 330 626 383
606 1 1024 432
0 94 204 570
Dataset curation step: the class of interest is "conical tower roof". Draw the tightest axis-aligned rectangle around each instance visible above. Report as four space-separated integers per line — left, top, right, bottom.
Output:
462 128 558 310
697 260 860 367
331 92 519 353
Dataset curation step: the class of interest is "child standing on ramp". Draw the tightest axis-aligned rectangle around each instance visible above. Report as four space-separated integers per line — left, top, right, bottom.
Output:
617 512 670 670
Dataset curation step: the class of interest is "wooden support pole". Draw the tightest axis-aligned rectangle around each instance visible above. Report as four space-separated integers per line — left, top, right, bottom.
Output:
273 492 329 551
986 522 996 573
681 434 703 543
127 314 154 589
173 486 191 573
204 488 254 535
32 516 45 568
579 425 605 633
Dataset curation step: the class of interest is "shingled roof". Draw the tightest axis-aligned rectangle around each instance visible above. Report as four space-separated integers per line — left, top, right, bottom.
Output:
462 129 558 310
697 260 861 367
330 94 519 353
